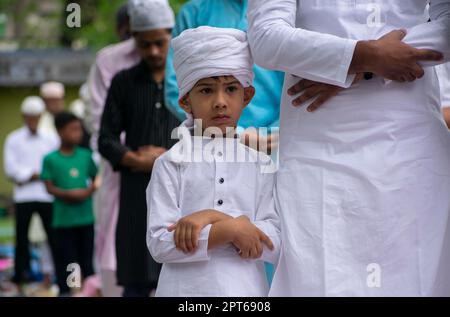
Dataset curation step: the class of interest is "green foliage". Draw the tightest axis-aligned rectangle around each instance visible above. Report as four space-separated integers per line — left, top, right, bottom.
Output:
0 0 188 50
63 0 188 51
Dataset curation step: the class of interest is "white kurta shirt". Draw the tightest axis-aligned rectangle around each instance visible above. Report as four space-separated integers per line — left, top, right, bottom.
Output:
3 127 59 203
146 133 280 297
248 0 450 296
436 63 450 108
38 111 57 136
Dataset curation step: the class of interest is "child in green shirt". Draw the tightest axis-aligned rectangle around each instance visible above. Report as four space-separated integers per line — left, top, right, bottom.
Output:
41 112 98 296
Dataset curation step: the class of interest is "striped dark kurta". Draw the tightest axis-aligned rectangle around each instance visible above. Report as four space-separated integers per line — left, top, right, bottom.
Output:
98 60 180 287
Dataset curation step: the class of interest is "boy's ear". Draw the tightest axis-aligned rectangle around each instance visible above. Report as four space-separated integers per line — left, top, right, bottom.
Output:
178 95 192 114
243 86 256 108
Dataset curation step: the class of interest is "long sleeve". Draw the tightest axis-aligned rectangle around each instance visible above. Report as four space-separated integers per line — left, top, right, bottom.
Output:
404 0 450 66
86 64 107 151
98 73 130 171
164 5 197 121
253 170 281 265
247 0 357 88
146 157 212 264
3 135 34 184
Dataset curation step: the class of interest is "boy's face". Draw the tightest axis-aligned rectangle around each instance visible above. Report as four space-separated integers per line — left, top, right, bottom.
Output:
58 120 83 146
133 29 171 71
179 76 255 134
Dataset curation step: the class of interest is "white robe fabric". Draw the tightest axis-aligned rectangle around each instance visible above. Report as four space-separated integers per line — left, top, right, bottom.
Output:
436 63 450 108
146 132 280 297
248 0 450 296
171 26 254 99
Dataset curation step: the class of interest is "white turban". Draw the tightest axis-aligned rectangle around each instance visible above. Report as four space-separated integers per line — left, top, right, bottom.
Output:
21 96 45 116
172 26 254 100
128 0 175 32
40 81 65 99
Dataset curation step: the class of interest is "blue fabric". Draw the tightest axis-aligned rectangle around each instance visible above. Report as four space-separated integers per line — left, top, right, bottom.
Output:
165 0 284 129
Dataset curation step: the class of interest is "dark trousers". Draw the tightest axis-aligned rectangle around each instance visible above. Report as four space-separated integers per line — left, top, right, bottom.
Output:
54 224 94 294
13 202 57 284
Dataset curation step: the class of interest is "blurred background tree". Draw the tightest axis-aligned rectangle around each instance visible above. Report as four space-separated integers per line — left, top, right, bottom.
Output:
0 0 188 51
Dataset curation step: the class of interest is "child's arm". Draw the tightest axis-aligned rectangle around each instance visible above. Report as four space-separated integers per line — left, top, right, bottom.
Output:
147 158 215 264
208 216 274 259
44 180 95 203
167 209 233 253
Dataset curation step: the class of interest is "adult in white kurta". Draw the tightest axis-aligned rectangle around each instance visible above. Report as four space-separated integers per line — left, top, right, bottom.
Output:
146 130 280 297
248 0 450 296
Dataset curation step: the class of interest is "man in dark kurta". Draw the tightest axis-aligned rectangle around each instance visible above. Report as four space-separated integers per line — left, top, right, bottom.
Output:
98 0 179 297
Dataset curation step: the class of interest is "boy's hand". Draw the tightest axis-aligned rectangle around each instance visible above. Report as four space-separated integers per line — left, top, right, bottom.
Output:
65 188 93 203
230 216 274 259
168 210 232 254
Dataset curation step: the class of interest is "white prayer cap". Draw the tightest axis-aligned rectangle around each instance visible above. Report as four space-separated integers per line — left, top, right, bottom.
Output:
172 26 254 99
40 81 65 99
21 96 45 116
128 0 175 32
79 83 90 102
70 99 86 119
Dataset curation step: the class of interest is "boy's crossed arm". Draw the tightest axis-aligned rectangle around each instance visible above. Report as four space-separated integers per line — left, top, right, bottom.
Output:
168 210 274 260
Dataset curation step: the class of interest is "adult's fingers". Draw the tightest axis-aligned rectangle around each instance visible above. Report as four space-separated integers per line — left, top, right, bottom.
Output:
414 49 444 62
287 79 316 96
410 64 425 79
380 29 407 41
292 85 325 106
306 88 340 112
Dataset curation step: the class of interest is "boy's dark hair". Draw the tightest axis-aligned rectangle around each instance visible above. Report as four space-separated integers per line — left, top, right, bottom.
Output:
54 111 80 130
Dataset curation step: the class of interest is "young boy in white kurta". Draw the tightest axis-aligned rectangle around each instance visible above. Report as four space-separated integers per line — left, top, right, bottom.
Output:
146 26 280 297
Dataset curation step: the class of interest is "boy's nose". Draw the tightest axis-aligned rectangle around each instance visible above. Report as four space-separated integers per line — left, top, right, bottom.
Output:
213 92 228 109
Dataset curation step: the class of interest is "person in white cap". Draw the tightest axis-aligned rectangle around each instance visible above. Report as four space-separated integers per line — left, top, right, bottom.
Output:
146 26 280 297
3 96 59 294
38 81 65 135
98 0 179 297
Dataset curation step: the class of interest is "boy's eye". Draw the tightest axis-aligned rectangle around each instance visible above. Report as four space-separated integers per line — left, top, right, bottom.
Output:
226 86 238 93
200 88 213 94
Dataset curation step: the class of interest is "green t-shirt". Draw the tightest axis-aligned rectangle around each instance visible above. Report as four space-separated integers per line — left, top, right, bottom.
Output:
41 147 98 228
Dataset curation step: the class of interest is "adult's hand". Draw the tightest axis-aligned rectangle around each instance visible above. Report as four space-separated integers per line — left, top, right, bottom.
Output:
351 29 443 82
287 73 364 112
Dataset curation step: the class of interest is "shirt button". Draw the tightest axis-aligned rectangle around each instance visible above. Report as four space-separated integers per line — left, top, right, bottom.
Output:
217 199 223 206
219 178 224 184
155 102 162 109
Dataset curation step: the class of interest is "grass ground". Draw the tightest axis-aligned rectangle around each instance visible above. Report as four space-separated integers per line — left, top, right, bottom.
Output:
0 216 13 244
